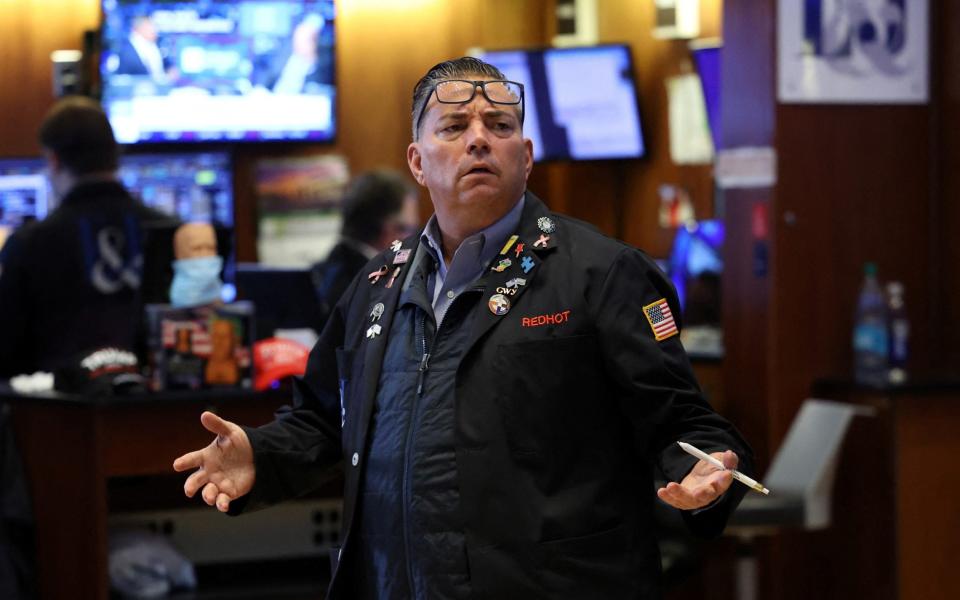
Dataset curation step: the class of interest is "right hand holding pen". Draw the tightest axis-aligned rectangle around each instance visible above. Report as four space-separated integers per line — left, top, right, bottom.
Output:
172 411 255 513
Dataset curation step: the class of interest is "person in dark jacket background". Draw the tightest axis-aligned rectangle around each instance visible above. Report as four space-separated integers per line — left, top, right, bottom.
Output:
0 96 176 600
174 57 754 600
0 96 174 377
310 169 419 323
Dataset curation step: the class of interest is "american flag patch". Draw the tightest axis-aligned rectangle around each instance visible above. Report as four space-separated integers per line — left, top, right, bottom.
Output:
642 298 678 341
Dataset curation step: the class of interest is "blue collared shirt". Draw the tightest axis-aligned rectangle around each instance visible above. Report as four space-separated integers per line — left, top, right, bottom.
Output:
419 195 525 325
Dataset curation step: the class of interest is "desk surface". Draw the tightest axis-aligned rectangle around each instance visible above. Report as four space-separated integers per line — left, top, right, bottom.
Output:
0 382 289 408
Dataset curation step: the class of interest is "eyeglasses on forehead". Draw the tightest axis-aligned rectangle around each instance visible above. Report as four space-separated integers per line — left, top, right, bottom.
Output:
415 79 525 135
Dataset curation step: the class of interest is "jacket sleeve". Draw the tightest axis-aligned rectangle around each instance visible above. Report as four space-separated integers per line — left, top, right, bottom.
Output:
230 274 361 513
0 234 32 378
592 247 754 538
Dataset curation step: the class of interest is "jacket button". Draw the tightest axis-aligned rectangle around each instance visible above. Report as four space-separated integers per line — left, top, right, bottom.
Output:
351 452 359 466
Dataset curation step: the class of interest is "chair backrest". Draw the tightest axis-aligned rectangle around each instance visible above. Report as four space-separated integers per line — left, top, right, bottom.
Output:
764 398 874 529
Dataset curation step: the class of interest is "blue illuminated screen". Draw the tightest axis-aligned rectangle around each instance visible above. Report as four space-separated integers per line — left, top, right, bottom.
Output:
691 43 721 150
118 151 233 226
480 45 645 161
668 220 724 312
0 158 52 230
100 0 336 144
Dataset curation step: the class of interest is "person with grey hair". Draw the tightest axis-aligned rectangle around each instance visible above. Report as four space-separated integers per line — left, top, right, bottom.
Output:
175 56 753 599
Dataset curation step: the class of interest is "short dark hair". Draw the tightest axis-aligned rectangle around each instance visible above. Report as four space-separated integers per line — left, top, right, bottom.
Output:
410 56 508 141
38 96 119 176
340 170 415 244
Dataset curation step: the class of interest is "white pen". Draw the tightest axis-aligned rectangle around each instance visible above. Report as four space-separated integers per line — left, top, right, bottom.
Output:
677 441 770 495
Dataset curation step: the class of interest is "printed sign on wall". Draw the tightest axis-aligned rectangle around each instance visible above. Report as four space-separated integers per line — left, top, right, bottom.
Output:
778 0 928 104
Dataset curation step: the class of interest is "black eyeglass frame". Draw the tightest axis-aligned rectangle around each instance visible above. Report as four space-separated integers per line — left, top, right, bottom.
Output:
414 79 525 138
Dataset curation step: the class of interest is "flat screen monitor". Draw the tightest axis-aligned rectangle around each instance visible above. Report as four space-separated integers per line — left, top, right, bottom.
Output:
691 41 721 150
0 159 52 240
100 0 336 144
119 151 233 226
479 44 646 161
668 219 724 320
234 264 326 339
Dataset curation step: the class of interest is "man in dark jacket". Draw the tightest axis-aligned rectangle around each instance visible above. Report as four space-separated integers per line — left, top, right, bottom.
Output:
175 57 754 600
310 169 419 324
0 96 174 377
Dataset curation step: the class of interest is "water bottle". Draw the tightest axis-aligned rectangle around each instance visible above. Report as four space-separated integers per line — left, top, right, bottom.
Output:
852 263 889 387
886 281 909 384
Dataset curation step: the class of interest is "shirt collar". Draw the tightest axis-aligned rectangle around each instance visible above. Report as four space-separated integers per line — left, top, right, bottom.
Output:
419 194 526 280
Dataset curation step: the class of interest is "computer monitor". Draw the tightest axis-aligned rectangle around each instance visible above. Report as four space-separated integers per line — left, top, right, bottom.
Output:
234 264 326 339
479 44 646 161
118 151 234 226
668 220 724 325
0 158 52 231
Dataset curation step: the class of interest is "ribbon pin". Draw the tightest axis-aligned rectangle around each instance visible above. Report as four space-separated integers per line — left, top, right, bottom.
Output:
368 265 389 284
534 234 550 248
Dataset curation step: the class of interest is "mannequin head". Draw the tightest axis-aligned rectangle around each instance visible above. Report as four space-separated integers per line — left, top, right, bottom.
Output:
173 222 217 260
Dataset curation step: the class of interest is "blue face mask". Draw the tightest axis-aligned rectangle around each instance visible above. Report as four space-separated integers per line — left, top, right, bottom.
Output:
169 255 224 308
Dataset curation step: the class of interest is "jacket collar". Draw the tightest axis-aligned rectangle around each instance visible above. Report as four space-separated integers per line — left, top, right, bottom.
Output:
351 190 560 441
352 231 421 449
463 190 559 354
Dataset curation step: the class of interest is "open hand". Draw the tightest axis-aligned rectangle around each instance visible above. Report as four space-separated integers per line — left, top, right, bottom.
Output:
657 450 738 510
172 411 255 513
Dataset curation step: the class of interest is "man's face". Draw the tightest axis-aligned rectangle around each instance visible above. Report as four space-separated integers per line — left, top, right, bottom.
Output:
407 77 533 232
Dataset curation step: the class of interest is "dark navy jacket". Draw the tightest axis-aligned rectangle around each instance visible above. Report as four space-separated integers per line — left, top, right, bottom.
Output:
352 244 480 599
239 192 754 599
0 180 174 377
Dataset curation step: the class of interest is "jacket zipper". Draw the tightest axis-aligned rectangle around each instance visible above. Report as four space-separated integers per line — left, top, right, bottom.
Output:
403 309 432 598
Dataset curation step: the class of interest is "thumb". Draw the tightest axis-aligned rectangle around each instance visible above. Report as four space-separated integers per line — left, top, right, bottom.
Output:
200 411 234 437
721 450 739 470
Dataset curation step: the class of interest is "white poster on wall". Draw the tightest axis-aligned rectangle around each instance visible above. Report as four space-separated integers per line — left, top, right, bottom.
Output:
778 0 928 104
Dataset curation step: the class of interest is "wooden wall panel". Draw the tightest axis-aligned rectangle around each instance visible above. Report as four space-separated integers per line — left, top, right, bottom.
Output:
936 0 960 370
772 105 932 440
0 0 100 157
720 2 952 600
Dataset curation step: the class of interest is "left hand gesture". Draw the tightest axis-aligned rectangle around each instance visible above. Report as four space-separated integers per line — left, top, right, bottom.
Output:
657 450 738 510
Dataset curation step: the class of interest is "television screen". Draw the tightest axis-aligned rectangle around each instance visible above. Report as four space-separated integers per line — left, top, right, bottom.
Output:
119 151 234 226
480 45 645 161
100 0 336 144
0 159 52 239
